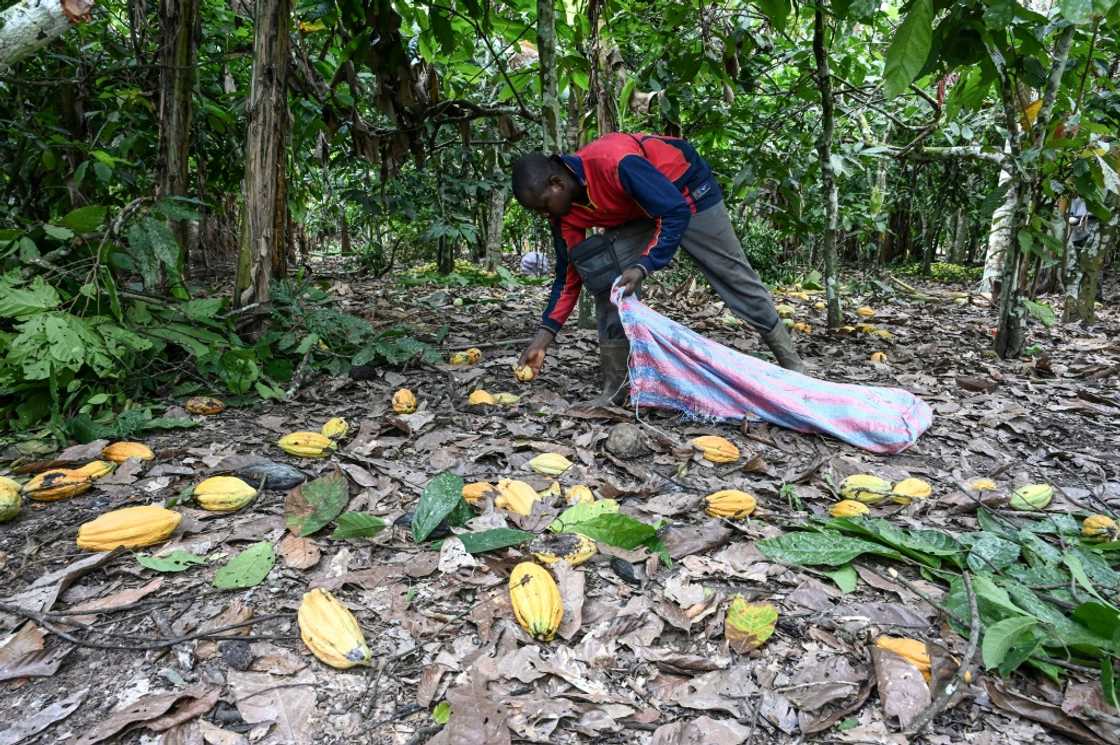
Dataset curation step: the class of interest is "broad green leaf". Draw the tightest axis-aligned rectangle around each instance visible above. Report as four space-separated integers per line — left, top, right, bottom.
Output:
1063 552 1111 605
60 205 108 233
549 499 619 532
982 616 1037 669
967 534 1021 572
883 0 933 98
182 298 225 323
0 276 61 319
823 564 859 593
213 541 275 589
1060 0 1093 23
287 470 350 537
726 597 778 652
755 0 791 29
137 549 208 573
757 531 906 566
43 224 74 240
412 472 464 542
1103 658 1119 711
1022 298 1057 327
331 512 388 540
454 528 534 554
432 700 451 725
565 513 656 551
1072 602 1120 640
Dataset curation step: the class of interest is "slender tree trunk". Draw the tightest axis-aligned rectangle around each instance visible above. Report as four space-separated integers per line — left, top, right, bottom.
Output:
991 25 1075 358
813 1 841 328
234 0 291 313
157 0 200 294
339 209 351 255
483 144 507 273
978 158 1016 295
537 0 561 154
950 208 966 263
0 0 93 69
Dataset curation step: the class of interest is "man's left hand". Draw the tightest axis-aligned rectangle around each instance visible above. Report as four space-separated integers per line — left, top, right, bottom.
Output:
617 267 644 297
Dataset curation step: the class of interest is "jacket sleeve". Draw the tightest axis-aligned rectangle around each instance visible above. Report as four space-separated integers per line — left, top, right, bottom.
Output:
539 221 584 333
617 154 692 274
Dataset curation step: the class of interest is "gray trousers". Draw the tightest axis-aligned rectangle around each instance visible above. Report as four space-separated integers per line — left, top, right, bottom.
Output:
594 201 781 341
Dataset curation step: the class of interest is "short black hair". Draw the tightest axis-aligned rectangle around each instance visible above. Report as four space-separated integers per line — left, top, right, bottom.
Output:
512 152 565 206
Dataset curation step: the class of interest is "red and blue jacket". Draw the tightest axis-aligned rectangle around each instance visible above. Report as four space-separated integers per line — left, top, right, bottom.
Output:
540 132 722 334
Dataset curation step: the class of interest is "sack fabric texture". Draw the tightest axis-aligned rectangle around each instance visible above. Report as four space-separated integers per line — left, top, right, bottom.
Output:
613 285 933 454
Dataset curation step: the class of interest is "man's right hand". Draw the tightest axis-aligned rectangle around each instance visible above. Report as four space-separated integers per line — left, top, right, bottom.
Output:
519 328 554 376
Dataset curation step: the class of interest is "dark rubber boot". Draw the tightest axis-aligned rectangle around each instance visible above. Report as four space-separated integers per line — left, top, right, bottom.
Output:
590 339 631 407
761 322 807 373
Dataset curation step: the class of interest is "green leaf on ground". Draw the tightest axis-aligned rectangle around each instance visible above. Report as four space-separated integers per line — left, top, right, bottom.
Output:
412 472 465 542
213 541 275 589
455 528 535 554
549 499 619 532
137 549 208 573
823 564 859 593
982 616 1037 669
286 469 350 537
331 512 387 540
757 531 906 566
432 700 451 725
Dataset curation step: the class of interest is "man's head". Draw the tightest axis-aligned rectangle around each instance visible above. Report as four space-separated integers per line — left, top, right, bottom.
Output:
511 152 578 219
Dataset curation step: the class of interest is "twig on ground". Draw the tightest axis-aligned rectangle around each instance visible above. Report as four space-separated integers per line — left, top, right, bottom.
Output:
905 571 981 736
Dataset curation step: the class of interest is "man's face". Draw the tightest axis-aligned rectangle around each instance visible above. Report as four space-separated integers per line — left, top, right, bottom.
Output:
524 175 575 219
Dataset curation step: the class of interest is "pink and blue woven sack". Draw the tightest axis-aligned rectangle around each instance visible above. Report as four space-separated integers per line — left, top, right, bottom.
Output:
613 287 933 454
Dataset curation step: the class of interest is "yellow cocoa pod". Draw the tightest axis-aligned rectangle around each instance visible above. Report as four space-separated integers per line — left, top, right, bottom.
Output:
813 301 826 310
875 636 930 681
869 351 888 363
829 499 870 518
690 435 740 464
101 441 155 463
465 348 482 364
514 365 535 382
538 480 562 498
509 562 563 641
392 389 417 414
891 477 932 505
839 474 892 504
792 322 812 334
531 533 596 567
0 477 21 522
494 392 521 405
705 489 757 519
298 588 373 669
277 431 336 458
468 389 496 406
494 479 540 515
528 453 573 476
449 351 471 365
185 396 225 415
320 417 350 440
856 306 876 318
775 304 795 318
1009 483 1053 511
22 469 92 501
462 481 494 504
856 323 877 334
968 478 998 492
565 484 595 504
873 329 894 340
1082 515 1117 542
76 505 181 551
72 460 116 480
194 476 258 512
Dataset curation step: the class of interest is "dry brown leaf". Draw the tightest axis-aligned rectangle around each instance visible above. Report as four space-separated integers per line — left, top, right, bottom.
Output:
0 687 87 745
553 561 585 640
65 578 163 625
67 685 213 745
651 715 751 744
277 534 321 570
870 645 930 730
228 670 317 744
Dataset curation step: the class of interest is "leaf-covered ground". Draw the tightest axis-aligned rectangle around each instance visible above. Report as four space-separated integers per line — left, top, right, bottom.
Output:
2 268 1119 744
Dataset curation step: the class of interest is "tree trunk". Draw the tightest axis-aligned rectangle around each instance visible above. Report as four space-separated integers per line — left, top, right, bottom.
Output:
234 0 290 313
156 0 200 294
813 1 841 328
0 0 93 69
537 0 561 154
978 159 1015 296
992 25 1075 358
340 209 351 255
950 207 966 263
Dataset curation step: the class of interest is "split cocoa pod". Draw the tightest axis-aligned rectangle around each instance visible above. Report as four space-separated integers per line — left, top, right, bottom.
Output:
1082 514 1117 542
22 468 92 501
509 562 563 641
690 435 740 464
320 417 350 440
392 389 417 414
277 432 336 458
530 533 596 567
0 476 22 522
494 479 539 516
298 588 373 669
102 441 155 463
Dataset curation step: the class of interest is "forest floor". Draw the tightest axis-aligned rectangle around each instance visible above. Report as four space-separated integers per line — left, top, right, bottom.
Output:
2 265 1119 745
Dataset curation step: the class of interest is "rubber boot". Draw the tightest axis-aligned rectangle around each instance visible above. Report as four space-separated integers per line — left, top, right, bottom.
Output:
589 339 631 407
761 322 807 374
